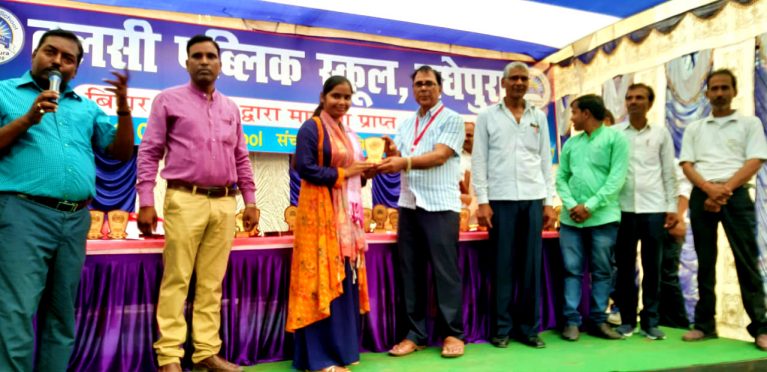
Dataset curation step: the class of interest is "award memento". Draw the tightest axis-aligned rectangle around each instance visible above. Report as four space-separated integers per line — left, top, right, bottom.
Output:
372 204 387 233
364 137 385 164
236 207 261 237
88 210 105 240
387 208 399 233
284 205 297 233
363 208 373 233
107 210 129 239
235 211 249 238
249 207 261 237
459 208 470 232
552 205 562 230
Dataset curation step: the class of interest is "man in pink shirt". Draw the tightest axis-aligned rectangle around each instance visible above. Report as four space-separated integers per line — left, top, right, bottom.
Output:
136 35 258 372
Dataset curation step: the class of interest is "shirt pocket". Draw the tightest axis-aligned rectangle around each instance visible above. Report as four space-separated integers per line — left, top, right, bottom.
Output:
635 135 662 166
220 116 238 146
589 144 611 171
522 124 541 152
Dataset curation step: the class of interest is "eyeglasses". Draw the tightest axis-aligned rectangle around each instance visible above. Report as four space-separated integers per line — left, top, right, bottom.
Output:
506 76 529 82
414 81 438 88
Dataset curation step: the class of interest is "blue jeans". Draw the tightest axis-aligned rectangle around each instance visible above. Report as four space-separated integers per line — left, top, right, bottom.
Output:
559 223 619 327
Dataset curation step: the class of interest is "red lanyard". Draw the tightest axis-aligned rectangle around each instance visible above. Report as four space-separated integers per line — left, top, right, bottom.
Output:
411 105 445 153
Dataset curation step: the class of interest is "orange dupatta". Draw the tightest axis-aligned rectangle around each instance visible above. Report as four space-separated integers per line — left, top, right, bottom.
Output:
285 117 370 332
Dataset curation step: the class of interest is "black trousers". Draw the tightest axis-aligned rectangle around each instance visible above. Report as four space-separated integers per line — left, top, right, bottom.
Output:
489 200 543 338
397 207 463 344
615 212 665 329
689 186 767 337
658 232 690 329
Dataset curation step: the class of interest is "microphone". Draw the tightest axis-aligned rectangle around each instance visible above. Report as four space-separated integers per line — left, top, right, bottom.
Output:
48 70 62 103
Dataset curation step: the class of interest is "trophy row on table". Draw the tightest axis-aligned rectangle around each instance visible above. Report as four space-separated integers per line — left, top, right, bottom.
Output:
87 138 487 240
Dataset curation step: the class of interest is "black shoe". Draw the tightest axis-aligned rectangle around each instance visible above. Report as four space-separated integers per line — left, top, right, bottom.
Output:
589 323 624 340
490 335 510 348
517 335 545 348
562 325 580 341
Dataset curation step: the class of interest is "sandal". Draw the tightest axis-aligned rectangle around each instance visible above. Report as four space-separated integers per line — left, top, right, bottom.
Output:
388 339 426 357
315 366 350 372
441 336 465 358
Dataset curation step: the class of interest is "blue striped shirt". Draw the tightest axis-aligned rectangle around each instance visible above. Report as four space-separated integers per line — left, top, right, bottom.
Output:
394 102 465 212
0 72 116 201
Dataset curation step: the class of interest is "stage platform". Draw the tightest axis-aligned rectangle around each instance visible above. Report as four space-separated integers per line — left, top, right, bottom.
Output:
253 328 767 372
74 231 574 371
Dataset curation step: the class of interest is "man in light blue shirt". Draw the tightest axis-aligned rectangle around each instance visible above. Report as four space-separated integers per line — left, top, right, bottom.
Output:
378 65 466 358
472 62 555 349
0 29 133 371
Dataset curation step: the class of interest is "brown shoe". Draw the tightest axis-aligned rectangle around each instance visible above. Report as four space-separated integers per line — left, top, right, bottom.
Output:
562 325 580 341
388 339 426 357
682 329 718 342
756 334 767 351
589 323 624 340
194 355 243 372
158 363 182 372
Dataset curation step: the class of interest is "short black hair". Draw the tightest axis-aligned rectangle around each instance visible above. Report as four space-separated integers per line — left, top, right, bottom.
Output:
35 29 84 66
411 65 442 87
572 94 606 121
626 83 655 104
186 34 220 57
706 68 737 91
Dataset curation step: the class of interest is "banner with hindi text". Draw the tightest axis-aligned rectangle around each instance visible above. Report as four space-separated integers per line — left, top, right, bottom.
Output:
0 1 556 155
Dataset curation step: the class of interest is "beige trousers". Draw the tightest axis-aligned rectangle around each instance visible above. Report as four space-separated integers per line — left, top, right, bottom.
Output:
154 188 236 366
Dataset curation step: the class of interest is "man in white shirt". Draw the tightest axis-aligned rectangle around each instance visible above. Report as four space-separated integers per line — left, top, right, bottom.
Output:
613 83 678 340
659 165 692 329
472 62 556 348
679 69 767 350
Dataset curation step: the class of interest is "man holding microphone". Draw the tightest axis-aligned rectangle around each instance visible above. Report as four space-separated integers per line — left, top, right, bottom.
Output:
0 29 133 371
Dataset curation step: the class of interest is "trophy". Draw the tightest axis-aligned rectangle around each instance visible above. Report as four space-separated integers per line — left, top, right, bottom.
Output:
88 210 105 240
284 205 297 233
387 208 399 233
107 210 129 239
236 208 261 237
552 205 562 230
459 208 470 232
363 208 373 233
372 204 387 233
249 207 261 237
364 137 385 164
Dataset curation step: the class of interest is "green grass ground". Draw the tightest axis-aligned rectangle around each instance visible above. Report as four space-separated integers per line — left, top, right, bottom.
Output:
246 328 767 371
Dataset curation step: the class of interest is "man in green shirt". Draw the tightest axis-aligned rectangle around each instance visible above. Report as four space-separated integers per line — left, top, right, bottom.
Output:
556 94 629 341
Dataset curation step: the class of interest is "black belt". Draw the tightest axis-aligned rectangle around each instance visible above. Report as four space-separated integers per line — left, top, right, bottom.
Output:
166 180 237 198
16 193 90 212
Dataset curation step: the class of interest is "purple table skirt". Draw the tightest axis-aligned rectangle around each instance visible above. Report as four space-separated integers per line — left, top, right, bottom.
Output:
70 238 589 371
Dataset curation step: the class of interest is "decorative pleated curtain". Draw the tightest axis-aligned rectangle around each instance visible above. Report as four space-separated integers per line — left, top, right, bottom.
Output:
754 33 767 289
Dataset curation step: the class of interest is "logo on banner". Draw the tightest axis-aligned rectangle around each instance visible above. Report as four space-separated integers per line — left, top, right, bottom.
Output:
525 67 551 109
0 7 23 65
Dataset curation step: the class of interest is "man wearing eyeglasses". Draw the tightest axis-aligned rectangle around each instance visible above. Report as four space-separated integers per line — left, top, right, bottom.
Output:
472 62 556 349
378 65 466 358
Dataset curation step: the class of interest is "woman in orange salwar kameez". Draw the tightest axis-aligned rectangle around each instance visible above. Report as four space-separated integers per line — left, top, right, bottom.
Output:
287 76 373 372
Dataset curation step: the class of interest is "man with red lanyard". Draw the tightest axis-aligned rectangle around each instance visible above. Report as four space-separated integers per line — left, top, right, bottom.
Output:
378 65 466 358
